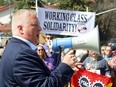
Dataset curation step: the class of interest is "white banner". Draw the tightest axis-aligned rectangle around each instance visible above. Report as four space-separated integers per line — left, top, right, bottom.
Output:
37 8 95 36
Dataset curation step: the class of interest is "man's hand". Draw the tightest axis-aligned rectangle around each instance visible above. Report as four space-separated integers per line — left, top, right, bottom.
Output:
62 49 82 72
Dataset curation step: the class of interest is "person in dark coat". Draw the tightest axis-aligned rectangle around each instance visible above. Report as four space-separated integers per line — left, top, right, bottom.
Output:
0 9 81 87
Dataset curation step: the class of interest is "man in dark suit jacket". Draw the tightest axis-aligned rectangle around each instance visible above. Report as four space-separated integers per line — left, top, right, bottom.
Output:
0 9 80 87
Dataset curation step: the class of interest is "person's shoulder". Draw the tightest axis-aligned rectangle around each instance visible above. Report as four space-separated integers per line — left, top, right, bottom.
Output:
98 55 103 60
16 46 39 62
20 45 36 54
43 44 49 47
83 56 91 62
98 56 107 63
85 56 92 60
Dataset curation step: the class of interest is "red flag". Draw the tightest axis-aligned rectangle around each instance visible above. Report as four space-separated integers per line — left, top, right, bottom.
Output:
70 68 112 87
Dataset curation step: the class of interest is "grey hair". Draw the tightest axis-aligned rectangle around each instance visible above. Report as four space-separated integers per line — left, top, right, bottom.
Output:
11 9 37 35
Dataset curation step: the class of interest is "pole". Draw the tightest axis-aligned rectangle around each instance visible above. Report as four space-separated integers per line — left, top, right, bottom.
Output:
96 8 116 16
35 0 38 18
86 7 88 12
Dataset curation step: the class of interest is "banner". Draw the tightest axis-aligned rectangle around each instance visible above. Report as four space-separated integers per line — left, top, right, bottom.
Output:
37 8 95 36
70 68 112 87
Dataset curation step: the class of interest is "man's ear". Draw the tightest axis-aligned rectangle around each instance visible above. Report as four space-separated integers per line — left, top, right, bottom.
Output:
17 25 23 34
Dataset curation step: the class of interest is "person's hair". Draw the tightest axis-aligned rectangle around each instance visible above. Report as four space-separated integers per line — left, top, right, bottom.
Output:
37 45 48 60
11 9 36 35
100 45 106 54
105 45 112 50
101 45 106 50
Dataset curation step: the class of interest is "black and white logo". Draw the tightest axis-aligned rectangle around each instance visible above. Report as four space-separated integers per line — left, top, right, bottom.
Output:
78 75 91 87
92 81 104 87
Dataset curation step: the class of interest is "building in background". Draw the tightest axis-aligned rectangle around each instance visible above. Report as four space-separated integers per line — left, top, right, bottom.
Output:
0 5 14 57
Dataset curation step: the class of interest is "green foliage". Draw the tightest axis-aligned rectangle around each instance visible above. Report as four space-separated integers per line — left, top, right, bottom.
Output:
0 0 14 6
0 0 4 6
45 0 56 5
14 0 32 11
45 0 92 11
14 1 24 10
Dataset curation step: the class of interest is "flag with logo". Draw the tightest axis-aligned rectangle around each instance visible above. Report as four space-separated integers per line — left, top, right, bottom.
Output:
70 68 112 87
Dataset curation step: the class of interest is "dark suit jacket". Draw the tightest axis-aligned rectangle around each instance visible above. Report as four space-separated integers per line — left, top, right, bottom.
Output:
0 37 74 87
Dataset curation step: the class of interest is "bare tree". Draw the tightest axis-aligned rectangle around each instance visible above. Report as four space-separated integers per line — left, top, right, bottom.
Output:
94 0 116 41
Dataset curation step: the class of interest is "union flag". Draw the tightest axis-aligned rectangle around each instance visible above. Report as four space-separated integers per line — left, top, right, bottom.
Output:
70 68 112 87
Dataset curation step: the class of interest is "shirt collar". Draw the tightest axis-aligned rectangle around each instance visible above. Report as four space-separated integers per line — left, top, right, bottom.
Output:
13 35 37 50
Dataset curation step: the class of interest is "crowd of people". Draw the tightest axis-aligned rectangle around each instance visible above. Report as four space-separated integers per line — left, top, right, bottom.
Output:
0 9 116 87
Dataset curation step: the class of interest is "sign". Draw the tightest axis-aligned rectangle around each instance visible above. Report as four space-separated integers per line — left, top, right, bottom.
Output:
70 68 112 87
37 8 95 36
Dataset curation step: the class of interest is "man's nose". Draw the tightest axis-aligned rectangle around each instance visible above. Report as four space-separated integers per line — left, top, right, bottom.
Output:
37 25 42 32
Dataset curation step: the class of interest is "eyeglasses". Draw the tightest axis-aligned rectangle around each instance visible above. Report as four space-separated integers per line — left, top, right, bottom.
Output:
101 49 104 51
38 49 44 51
46 37 52 40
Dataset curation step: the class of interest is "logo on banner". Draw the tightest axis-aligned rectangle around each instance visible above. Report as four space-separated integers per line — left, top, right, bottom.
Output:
77 24 87 33
78 75 90 87
78 75 107 87
92 81 104 87
70 68 112 87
